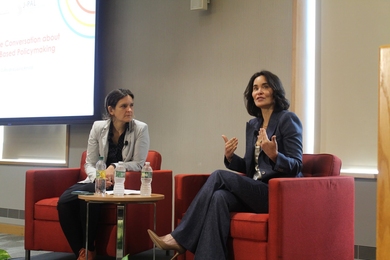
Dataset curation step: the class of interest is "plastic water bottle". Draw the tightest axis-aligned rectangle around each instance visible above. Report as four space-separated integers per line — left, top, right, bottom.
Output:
113 161 126 196
95 156 106 195
140 162 153 196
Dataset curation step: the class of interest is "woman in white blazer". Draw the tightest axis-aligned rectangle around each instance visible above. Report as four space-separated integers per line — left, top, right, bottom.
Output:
57 89 150 260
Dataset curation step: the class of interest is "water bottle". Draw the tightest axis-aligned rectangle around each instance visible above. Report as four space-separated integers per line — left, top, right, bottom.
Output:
113 161 126 196
140 162 153 196
95 156 106 195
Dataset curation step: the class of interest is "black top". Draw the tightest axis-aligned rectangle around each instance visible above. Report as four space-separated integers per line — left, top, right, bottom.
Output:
106 122 129 166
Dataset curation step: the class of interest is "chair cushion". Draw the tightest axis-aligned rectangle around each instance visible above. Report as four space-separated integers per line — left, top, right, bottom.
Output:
178 212 269 243
34 197 118 224
230 213 268 242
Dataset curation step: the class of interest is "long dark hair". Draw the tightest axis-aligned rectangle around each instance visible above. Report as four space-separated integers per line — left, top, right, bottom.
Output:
103 89 134 119
244 70 290 117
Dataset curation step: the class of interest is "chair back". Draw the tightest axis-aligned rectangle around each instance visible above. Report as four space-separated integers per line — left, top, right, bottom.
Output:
79 150 162 178
302 153 342 177
146 150 162 170
80 151 88 178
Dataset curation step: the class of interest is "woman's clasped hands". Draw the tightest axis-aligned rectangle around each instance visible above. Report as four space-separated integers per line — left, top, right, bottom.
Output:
256 128 278 162
105 165 115 188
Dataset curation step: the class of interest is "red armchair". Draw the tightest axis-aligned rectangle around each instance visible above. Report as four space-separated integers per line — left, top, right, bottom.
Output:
25 150 172 259
174 154 355 260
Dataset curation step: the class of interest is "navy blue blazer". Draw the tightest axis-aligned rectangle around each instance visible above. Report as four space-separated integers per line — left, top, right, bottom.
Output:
225 110 303 183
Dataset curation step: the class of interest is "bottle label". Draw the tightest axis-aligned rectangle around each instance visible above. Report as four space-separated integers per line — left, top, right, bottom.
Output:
115 170 126 178
96 170 106 179
141 171 152 178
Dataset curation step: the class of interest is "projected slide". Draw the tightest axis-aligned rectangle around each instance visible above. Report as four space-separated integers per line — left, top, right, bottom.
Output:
0 0 96 120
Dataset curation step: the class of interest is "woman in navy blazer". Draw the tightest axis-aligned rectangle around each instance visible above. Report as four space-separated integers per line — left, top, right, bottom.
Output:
226 107 303 183
58 89 149 260
148 70 303 260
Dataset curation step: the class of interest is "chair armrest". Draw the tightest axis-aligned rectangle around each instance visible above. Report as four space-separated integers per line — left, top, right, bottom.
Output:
174 174 210 227
152 170 173 233
25 168 81 219
267 176 355 260
25 168 81 247
124 170 173 234
151 169 173 200
25 168 81 204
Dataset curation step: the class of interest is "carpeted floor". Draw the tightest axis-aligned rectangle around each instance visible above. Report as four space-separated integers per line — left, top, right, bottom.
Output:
0 233 172 260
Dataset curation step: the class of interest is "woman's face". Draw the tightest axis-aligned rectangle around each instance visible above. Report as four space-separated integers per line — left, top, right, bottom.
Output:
108 95 134 123
252 75 274 110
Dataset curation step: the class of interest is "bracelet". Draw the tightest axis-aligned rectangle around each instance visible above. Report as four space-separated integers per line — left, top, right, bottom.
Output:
110 163 116 169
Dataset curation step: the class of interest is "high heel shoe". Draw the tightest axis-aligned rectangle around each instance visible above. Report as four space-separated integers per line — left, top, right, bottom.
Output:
147 229 185 260
77 248 96 260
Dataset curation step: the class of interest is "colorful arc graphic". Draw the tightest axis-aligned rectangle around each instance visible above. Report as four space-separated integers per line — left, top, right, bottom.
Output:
76 0 95 14
57 0 95 39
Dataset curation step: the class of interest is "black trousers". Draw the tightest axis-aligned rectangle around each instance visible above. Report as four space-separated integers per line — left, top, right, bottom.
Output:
171 170 268 260
57 183 100 256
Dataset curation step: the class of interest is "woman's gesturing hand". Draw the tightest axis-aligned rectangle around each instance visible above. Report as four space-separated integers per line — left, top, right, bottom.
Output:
222 135 238 163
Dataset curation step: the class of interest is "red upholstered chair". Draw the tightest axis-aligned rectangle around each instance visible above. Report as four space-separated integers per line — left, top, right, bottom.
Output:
25 150 172 259
174 153 355 260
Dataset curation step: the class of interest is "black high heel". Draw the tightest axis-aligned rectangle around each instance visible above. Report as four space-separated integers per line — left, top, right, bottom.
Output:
147 229 185 260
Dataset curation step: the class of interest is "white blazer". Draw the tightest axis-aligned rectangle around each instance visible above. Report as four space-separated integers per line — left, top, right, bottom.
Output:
80 119 150 183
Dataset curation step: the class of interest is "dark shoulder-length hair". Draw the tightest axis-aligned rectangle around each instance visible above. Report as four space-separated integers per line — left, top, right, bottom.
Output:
103 89 134 119
244 70 290 117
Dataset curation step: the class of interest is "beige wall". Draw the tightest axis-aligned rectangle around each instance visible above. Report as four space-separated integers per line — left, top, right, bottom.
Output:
319 0 390 169
100 0 293 174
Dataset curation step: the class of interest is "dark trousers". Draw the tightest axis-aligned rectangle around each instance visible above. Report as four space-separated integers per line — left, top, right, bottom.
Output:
57 183 100 256
171 170 268 260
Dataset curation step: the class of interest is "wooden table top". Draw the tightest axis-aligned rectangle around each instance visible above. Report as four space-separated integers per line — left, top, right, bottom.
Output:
78 193 164 203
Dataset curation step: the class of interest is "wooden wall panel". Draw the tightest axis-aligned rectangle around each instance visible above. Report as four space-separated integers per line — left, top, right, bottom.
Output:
377 45 390 259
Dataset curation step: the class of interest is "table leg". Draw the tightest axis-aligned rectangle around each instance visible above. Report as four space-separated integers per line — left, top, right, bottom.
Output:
153 202 156 260
86 202 90 260
116 204 125 260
